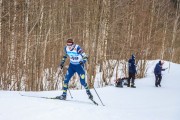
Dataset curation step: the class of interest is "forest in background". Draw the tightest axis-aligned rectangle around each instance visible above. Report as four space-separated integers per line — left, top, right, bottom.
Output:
0 0 179 91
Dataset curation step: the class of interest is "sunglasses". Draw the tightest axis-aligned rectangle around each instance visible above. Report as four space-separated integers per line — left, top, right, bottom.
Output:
67 43 73 46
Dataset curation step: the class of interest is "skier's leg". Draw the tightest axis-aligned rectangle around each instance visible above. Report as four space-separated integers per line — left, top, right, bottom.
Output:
158 75 162 87
155 74 158 87
63 66 75 95
131 74 136 88
56 65 75 100
76 64 93 99
128 73 131 87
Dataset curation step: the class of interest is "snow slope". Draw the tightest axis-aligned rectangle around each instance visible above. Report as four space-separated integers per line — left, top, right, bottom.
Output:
0 60 180 120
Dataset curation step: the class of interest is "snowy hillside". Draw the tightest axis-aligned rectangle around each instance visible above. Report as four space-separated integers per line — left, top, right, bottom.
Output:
0 60 180 120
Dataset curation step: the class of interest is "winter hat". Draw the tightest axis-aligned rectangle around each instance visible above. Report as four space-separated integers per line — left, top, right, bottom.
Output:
67 38 74 44
132 54 135 59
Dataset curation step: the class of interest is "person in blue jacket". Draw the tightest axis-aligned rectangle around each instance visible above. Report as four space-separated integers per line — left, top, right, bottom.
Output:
127 54 137 88
56 38 93 100
154 60 166 87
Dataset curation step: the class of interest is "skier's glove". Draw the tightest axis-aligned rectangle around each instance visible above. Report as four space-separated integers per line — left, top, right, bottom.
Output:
79 61 84 65
60 63 64 69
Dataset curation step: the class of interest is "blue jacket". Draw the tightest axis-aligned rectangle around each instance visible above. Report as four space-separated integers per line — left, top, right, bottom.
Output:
128 55 137 74
154 61 165 75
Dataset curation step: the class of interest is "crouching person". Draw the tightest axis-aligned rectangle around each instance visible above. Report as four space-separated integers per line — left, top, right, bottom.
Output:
115 77 129 88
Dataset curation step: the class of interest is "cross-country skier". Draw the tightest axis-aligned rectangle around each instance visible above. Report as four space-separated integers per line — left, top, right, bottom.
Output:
127 54 137 88
154 60 167 87
55 38 93 100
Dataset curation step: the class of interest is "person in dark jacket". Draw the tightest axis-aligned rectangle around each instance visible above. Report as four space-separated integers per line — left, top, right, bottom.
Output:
154 60 167 87
127 54 137 88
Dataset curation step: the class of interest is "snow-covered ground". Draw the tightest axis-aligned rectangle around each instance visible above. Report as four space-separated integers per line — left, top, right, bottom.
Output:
0 60 180 120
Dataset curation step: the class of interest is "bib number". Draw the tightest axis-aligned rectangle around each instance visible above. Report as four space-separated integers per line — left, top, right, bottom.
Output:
71 57 79 60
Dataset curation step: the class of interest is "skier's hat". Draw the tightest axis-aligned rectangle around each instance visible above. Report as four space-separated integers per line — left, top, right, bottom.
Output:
67 38 74 44
66 38 74 46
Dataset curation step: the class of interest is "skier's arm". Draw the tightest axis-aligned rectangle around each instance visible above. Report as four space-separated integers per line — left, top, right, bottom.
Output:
60 54 68 65
161 67 168 71
59 47 68 69
77 46 88 64
132 60 137 74
81 52 88 63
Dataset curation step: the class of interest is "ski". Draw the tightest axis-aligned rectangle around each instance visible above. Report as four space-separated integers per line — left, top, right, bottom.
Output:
19 93 58 99
89 98 98 106
19 93 99 105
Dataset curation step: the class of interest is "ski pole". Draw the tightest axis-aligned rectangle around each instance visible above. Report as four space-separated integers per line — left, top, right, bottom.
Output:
93 87 105 106
68 89 73 99
59 68 73 99
83 64 105 106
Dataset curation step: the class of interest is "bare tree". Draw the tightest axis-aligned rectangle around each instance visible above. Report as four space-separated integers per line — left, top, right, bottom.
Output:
0 0 179 90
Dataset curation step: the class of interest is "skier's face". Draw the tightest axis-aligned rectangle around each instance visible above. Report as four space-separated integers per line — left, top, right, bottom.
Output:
67 43 73 49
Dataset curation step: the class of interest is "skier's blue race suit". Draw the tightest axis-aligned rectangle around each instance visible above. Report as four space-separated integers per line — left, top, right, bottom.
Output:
60 44 90 96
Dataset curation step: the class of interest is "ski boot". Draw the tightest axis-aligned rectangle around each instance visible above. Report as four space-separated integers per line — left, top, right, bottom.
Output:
131 85 136 88
117 85 123 88
55 94 66 100
86 90 93 100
